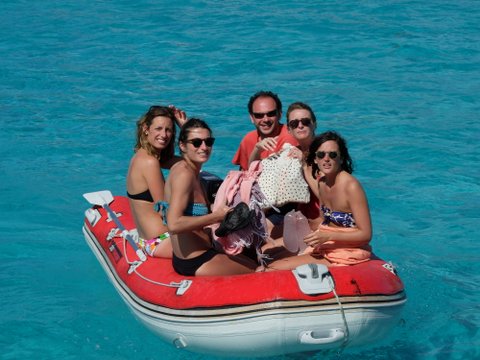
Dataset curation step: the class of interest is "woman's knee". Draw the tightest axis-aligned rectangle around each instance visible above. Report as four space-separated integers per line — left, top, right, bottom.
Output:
152 238 173 258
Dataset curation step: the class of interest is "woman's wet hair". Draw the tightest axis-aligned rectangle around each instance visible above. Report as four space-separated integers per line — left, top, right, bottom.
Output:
135 105 176 160
306 131 354 177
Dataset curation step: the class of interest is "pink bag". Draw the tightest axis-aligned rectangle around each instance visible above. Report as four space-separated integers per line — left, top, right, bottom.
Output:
283 210 311 254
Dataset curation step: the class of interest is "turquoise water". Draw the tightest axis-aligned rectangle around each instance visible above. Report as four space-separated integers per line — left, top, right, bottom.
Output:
1 0 479 359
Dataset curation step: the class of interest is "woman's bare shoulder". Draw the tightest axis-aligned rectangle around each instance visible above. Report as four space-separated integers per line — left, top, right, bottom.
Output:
169 161 195 179
131 148 159 167
340 172 364 195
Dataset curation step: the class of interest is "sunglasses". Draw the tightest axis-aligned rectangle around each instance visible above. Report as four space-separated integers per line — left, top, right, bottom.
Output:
316 151 338 159
185 137 215 148
288 118 312 129
252 110 278 119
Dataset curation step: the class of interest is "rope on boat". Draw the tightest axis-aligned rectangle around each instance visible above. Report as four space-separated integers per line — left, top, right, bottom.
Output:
132 265 192 291
329 276 350 350
108 227 192 293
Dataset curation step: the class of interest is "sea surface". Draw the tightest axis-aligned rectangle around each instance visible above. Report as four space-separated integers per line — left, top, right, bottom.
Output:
1 1 479 359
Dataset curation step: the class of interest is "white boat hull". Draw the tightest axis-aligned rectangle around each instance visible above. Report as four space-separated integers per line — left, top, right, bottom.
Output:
84 225 405 357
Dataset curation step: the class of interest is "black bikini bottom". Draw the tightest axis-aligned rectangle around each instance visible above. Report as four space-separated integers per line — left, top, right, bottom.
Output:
172 248 218 276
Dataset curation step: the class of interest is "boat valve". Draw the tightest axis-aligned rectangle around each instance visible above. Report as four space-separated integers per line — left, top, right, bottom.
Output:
173 334 187 349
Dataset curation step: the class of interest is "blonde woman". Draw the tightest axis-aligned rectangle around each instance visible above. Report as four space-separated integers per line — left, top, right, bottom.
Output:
126 105 186 258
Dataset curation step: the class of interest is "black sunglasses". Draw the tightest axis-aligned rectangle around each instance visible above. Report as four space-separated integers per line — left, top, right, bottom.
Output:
185 137 215 148
288 118 312 129
316 151 338 159
252 110 277 119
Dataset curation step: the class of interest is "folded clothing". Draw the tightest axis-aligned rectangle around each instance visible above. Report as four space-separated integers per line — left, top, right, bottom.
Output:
308 225 371 266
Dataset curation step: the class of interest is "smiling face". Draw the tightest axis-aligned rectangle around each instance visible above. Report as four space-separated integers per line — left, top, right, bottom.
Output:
249 96 281 137
144 116 174 151
314 140 342 175
287 108 316 142
180 127 213 164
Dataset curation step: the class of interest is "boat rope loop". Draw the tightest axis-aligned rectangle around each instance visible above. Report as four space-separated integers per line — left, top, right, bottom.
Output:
130 267 192 294
106 228 119 241
328 276 350 351
117 230 193 294
109 227 146 275
292 264 350 349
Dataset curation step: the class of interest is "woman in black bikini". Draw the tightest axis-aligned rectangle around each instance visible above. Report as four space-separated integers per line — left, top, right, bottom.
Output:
126 105 186 258
164 118 257 276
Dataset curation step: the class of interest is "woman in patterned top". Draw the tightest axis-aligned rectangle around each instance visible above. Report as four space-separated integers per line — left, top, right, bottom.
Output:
264 130 372 270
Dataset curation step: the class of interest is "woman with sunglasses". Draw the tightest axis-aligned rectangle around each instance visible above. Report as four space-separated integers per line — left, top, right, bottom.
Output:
126 105 186 258
163 118 257 276
285 102 321 221
264 131 372 270
259 102 320 254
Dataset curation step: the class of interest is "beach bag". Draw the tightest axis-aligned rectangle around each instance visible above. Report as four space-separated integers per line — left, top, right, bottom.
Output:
257 143 310 208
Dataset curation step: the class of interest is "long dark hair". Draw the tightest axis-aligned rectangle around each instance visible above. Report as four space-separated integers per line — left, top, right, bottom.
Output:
135 105 176 160
306 131 354 178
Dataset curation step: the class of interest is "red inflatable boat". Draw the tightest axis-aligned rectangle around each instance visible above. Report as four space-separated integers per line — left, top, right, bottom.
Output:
82 191 406 357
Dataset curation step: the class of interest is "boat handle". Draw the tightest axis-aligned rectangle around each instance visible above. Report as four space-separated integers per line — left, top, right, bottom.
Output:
299 329 345 345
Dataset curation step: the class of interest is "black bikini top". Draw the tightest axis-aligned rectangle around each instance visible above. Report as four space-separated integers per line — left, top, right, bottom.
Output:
127 189 154 203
